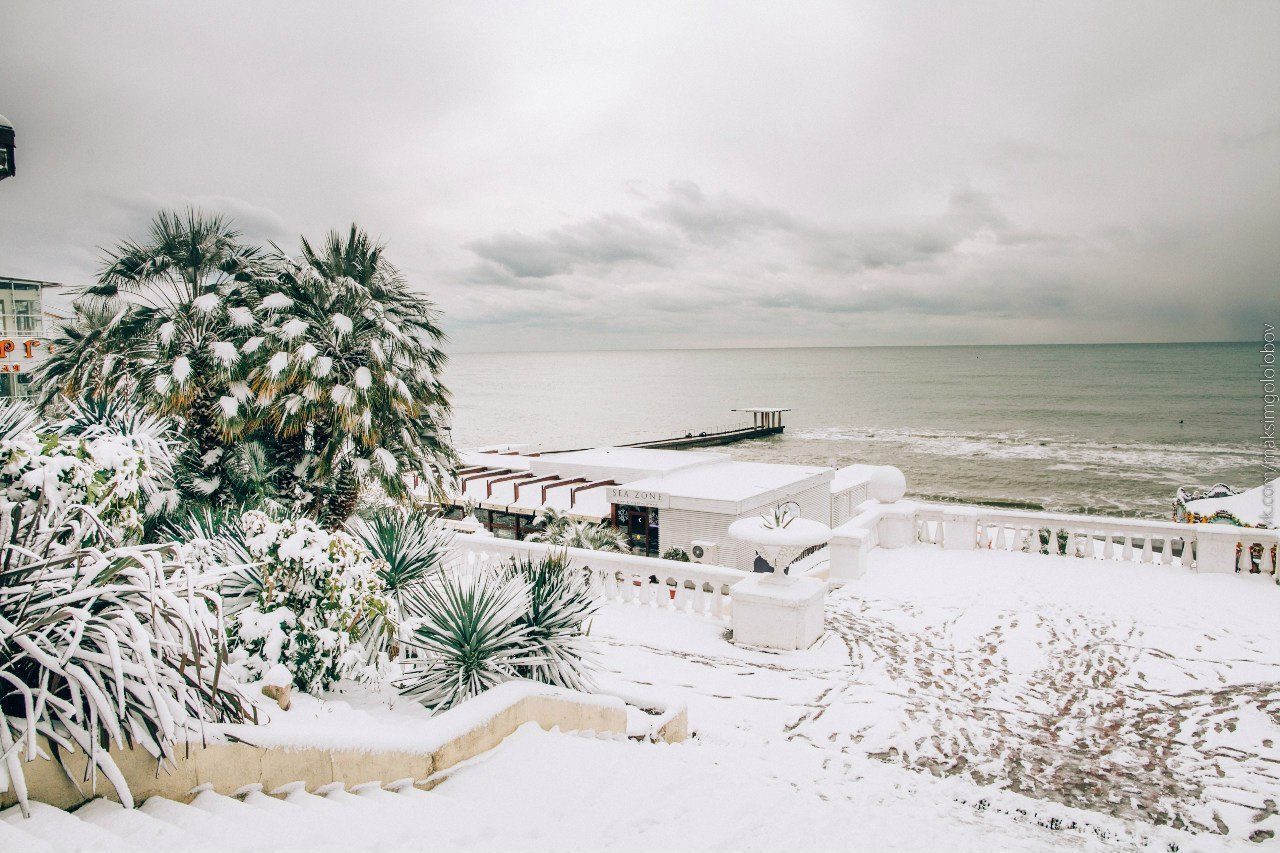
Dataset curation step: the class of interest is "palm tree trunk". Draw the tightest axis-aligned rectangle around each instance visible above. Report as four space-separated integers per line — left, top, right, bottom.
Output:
318 464 361 530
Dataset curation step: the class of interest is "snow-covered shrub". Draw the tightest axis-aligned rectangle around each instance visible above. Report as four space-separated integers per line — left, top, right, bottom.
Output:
0 502 252 816
499 553 600 691
229 511 395 693
527 508 629 552
399 572 532 713
0 400 177 545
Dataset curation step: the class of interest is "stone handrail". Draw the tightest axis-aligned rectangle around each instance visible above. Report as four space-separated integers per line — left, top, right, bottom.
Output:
447 533 746 620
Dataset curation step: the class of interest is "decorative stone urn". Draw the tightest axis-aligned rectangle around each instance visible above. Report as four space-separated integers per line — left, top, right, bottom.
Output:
726 509 832 650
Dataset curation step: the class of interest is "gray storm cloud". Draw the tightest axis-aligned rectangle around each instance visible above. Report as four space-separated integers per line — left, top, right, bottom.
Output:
0 1 1276 350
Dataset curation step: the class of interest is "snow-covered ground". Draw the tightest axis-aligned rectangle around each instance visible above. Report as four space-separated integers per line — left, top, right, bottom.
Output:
592 545 1280 848
6 545 1278 851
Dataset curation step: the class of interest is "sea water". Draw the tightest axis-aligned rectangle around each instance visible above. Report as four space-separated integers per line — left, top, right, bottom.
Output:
445 342 1265 518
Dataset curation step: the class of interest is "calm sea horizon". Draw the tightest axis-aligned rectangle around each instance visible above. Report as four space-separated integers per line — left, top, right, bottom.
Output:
444 341 1266 518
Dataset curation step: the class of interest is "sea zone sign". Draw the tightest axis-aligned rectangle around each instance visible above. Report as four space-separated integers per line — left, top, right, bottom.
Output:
606 487 670 509
0 339 45 373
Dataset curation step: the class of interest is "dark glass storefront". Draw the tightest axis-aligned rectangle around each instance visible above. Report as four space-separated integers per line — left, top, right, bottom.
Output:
615 505 660 557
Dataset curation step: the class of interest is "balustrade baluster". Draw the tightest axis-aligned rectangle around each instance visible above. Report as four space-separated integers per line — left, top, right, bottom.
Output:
1140 536 1153 563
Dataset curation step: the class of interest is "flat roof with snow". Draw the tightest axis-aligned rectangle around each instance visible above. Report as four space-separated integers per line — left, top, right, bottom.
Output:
610 460 832 515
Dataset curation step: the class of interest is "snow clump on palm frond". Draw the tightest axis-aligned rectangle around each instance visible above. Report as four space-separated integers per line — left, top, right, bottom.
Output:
227 511 396 694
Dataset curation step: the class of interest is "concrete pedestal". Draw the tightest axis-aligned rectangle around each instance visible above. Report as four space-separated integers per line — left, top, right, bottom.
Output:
730 575 825 650
942 507 980 550
1194 524 1241 573
876 502 917 549
827 527 872 583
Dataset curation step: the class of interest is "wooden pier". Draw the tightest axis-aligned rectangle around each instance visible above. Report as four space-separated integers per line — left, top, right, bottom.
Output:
544 407 790 454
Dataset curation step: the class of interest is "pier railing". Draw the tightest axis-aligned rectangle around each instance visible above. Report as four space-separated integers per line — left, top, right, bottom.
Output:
830 500 1280 581
444 532 747 620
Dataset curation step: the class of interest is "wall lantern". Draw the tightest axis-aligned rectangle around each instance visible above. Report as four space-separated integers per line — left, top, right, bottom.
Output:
0 114 14 181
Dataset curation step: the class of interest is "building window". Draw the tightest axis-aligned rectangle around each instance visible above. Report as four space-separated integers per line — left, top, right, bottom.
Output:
14 299 37 333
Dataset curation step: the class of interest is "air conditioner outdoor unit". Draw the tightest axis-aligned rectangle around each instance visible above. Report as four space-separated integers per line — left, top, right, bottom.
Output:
689 540 718 563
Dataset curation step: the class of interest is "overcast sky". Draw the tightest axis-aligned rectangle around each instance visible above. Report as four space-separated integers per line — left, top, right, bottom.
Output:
1 2 1276 351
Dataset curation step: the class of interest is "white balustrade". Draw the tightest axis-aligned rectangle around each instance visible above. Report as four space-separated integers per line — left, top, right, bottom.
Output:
445 534 747 620
905 502 1280 578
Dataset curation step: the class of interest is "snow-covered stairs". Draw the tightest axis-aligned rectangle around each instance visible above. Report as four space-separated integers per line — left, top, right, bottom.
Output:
0 781 453 853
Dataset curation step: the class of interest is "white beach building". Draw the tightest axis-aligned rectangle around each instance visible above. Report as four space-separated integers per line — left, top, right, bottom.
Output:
445 445 877 570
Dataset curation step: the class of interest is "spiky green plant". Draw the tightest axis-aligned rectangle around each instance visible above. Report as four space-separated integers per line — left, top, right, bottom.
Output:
347 509 453 621
399 573 531 713
499 553 600 691
159 505 260 613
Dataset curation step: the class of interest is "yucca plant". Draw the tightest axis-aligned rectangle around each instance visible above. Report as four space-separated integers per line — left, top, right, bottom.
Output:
347 509 453 623
0 500 252 816
499 553 600 691
159 505 260 614
399 572 531 713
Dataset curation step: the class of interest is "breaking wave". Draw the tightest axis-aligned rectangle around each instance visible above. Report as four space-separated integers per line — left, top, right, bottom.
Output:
792 426 1253 475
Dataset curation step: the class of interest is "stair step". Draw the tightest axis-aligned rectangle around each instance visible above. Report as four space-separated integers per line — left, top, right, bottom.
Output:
0 810 59 853
138 795 226 832
74 798 219 853
0 801 141 853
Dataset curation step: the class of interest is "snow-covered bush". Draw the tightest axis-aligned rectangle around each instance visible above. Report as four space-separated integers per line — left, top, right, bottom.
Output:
0 502 251 816
0 400 176 545
229 511 396 693
499 553 600 691
400 552 602 712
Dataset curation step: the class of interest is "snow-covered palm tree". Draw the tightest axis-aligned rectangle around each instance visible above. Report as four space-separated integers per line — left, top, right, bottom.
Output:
35 209 266 504
251 226 455 526
527 508 629 552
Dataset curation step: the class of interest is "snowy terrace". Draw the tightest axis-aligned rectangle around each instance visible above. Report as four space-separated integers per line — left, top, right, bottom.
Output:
7 502 1279 850
583 543 1280 847
12 538 1274 851
437 497 1280 848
